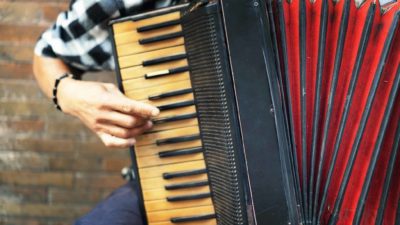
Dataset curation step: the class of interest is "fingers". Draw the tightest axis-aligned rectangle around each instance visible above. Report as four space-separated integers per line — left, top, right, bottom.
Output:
112 96 159 118
95 121 153 140
58 81 158 149
96 121 153 148
98 132 136 148
97 111 148 129
102 83 160 118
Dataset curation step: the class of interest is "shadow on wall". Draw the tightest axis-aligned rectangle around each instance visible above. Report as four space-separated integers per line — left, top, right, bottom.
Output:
0 1 130 224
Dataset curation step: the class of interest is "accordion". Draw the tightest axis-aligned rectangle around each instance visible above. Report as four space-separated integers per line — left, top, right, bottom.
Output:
109 0 399 224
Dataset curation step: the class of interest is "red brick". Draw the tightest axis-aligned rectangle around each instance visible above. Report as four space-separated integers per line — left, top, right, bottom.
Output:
75 141 128 157
12 0 70 2
5 137 75 153
2 137 115 155
0 44 34 63
47 221 75 225
0 2 68 25
0 2 42 25
0 171 73 187
11 120 45 131
0 80 44 100
49 222 74 225
74 173 124 189
4 119 45 132
42 3 68 22
102 157 131 172
0 217 47 225
46 120 94 139
0 24 47 44
49 157 102 172
0 217 77 225
0 0 131 223
49 188 107 204
0 185 48 203
0 151 48 171
0 62 33 79
0 203 90 218
0 101 53 117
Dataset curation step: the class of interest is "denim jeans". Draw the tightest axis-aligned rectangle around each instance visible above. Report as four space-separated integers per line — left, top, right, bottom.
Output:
74 182 143 225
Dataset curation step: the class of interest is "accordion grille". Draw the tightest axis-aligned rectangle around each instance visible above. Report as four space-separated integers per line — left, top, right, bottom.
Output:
183 13 245 225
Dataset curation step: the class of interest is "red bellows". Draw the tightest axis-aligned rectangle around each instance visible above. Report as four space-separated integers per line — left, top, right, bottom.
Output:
269 0 400 224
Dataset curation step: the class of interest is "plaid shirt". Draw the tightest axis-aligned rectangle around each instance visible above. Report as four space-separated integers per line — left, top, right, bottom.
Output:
34 0 178 72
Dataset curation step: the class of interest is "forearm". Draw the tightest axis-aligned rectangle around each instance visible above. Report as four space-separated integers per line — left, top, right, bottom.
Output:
33 54 73 99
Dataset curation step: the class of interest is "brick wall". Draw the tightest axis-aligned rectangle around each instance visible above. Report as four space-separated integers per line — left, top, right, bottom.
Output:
0 1 130 224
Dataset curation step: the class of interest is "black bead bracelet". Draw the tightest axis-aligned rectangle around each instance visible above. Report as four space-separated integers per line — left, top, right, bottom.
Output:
52 73 72 111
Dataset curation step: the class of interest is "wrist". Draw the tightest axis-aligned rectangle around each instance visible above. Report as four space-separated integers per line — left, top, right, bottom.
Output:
54 74 76 114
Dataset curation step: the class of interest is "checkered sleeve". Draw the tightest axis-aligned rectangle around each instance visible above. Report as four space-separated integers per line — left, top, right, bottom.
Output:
34 0 178 72
34 0 144 71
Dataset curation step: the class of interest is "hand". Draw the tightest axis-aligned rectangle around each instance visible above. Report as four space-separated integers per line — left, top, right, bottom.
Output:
57 79 159 148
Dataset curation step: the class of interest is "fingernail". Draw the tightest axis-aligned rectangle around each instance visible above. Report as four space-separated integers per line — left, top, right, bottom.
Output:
151 108 160 117
129 139 136 145
146 121 153 128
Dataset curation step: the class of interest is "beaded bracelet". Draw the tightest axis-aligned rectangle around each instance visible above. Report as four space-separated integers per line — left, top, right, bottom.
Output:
52 73 73 111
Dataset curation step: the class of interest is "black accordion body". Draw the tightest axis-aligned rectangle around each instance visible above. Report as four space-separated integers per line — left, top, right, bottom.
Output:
109 0 399 224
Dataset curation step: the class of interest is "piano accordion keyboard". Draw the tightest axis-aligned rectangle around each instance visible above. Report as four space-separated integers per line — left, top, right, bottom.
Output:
111 9 217 225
